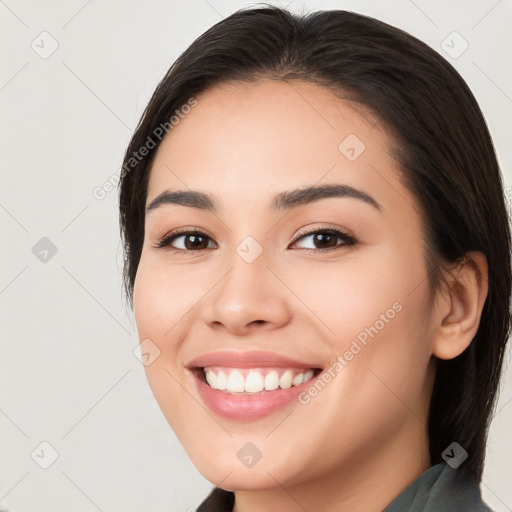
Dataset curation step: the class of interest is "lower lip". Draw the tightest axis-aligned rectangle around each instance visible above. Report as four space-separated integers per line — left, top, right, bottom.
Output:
192 369 321 420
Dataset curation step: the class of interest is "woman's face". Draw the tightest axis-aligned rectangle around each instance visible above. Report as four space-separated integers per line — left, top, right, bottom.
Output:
133 79 437 492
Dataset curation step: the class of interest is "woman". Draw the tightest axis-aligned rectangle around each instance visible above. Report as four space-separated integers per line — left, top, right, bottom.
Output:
118 6 511 511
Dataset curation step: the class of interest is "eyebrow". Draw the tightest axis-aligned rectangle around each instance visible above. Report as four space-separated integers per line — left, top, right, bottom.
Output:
145 183 382 214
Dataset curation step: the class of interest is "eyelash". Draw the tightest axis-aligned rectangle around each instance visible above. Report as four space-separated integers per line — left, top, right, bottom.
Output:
153 225 358 254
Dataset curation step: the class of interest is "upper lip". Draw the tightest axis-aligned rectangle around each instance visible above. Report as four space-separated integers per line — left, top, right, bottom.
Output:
186 350 322 369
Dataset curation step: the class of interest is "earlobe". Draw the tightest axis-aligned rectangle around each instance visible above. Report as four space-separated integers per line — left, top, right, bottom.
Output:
432 251 488 360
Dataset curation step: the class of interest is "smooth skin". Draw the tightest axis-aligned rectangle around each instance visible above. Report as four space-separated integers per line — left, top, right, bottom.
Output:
133 79 488 512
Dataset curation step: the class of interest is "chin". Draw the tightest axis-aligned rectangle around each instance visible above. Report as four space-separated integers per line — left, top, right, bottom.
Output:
198 463 292 492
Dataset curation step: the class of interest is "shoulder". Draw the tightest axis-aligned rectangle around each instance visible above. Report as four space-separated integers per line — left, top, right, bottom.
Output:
383 463 495 512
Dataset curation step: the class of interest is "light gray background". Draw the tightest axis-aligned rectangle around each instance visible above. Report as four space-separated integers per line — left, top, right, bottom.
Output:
1 1 511 510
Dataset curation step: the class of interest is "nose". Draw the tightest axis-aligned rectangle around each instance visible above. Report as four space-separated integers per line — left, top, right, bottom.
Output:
201 247 293 336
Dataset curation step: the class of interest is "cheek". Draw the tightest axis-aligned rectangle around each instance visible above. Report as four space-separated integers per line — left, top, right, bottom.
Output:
133 259 206 440
290 244 434 399
133 258 190 401
285 245 419 342
323 273 434 438
133 256 200 348
297 287 434 473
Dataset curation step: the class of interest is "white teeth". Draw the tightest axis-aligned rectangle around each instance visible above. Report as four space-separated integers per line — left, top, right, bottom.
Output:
203 367 318 393
292 373 304 386
205 370 216 389
226 370 245 392
264 371 280 391
279 370 293 389
245 370 265 393
216 371 227 390
206 370 228 391
304 370 314 382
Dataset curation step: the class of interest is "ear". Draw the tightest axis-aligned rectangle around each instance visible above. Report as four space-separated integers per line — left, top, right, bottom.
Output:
432 251 488 360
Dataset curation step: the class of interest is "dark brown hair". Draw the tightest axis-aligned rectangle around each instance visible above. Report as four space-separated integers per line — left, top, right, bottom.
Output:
118 5 511 483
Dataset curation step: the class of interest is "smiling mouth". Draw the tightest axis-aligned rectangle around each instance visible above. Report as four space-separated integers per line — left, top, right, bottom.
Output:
195 366 323 395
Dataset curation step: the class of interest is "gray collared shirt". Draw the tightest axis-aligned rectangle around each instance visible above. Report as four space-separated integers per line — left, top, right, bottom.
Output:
196 463 494 511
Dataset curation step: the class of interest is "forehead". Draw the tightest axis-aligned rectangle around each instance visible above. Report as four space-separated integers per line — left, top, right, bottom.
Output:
146 79 411 218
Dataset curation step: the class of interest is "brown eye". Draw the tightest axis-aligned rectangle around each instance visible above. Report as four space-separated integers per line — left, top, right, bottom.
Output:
290 228 357 252
180 233 211 250
153 227 357 254
154 230 216 251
